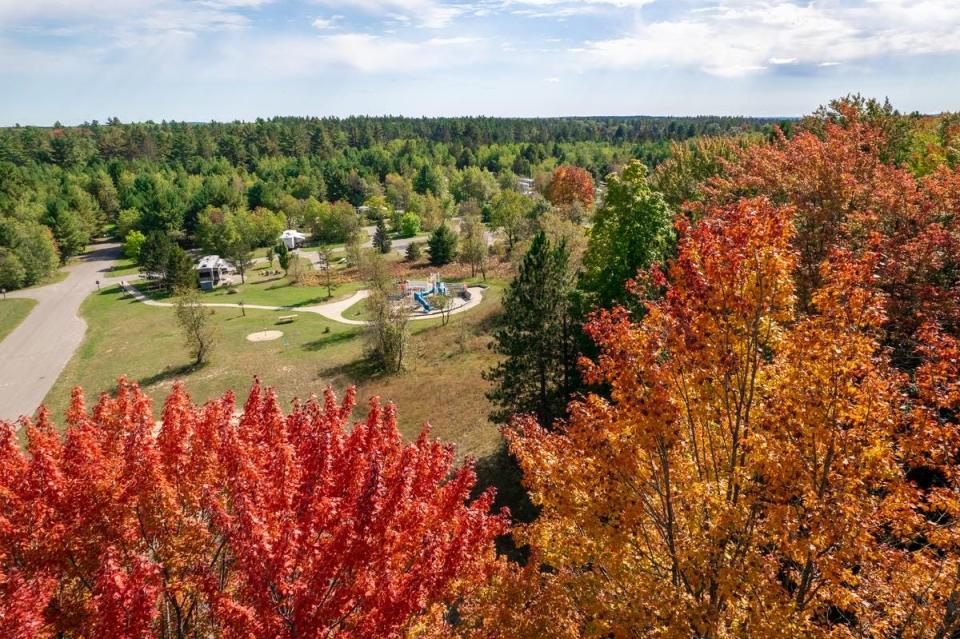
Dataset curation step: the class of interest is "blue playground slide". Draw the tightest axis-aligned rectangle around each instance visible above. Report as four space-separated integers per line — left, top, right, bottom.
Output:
414 291 432 312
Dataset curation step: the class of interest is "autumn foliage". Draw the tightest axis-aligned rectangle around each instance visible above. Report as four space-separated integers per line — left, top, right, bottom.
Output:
699 102 960 364
545 165 595 209
3 101 959 639
469 105 960 638
0 381 505 637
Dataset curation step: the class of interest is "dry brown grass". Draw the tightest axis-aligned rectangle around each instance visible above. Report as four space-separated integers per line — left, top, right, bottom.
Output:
353 288 504 459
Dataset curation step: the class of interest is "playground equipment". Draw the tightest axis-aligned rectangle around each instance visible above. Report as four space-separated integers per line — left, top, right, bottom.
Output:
413 291 432 312
401 273 452 313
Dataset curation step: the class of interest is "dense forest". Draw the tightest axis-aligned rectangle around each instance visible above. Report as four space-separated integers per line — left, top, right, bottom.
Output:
0 115 777 290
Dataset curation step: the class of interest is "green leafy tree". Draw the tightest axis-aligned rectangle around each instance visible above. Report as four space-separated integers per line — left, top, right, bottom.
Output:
0 221 59 287
581 161 674 309
0 249 26 290
224 230 254 284
398 212 421 238
384 173 414 210
123 230 146 261
427 224 458 266
489 190 528 254
363 195 391 222
138 231 193 292
452 166 500 205
345 229 365 270
484 231 579 426
115 208 142 240
459 214 488 279
305 200 359 244
373 217 392 254
364 252 408 373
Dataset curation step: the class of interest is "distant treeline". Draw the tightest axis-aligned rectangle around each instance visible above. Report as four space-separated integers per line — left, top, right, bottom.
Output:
0 115 781 169
13 104 950 294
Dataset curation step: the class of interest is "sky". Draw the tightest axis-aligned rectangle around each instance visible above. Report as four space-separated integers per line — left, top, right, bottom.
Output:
1 0 959 125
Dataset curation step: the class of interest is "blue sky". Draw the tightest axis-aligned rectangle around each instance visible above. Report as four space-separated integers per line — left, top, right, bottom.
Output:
1 0 958 125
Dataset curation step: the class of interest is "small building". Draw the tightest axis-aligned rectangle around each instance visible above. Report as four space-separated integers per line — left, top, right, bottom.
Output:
279 229 307 250
517 177 535 196
196 255 232 290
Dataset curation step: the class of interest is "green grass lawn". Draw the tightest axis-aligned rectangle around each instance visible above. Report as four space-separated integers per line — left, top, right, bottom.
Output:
44 283 365 421
343 298 373 322
104 257 141 278
134 271 365 308
43 283 504 460
0 298 38 342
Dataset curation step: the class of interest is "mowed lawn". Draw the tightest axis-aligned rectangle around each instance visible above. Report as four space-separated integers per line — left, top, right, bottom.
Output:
135 268 365 308
43 283 504 459
0 298 38 342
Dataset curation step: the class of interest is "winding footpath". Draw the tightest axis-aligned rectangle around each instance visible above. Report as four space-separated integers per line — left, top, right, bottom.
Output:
0 243 124 422
120 283 486 326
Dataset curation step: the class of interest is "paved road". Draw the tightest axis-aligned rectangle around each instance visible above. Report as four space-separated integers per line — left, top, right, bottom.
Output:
0 243 122 422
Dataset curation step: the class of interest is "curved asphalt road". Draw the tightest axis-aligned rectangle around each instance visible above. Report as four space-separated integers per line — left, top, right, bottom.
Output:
0 243 122 422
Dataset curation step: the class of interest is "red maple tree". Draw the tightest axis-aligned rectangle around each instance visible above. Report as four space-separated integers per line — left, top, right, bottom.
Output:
697 101 960 365
0 380 505 638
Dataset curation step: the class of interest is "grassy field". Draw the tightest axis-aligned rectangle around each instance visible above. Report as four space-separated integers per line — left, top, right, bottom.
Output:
135 269 365 308
0 298 38 342
43 282 504 460
104 257 141 278
343 298 373 321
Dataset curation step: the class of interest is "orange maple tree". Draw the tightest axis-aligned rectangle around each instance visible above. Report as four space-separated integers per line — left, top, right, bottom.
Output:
469 195 960 638
698 101 960 365
545 165 595 209
0 380 505 638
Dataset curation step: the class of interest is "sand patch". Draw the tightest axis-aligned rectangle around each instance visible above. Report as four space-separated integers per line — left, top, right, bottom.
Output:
247 330 283 342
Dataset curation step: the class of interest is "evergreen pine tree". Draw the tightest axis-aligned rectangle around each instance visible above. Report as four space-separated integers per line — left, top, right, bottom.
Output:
44 200 88 263
484 231 579 427
405 242 422 262
276 242 290 273
165 245 196 292
427 224 457 266
373 217 392 254
138 231 171 275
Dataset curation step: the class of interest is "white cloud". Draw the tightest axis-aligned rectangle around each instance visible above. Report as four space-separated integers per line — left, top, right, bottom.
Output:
509 0 652 6
311 15 342 29
311 0 469 28
506 0 653 18
215 32 484 75
574 0 960 77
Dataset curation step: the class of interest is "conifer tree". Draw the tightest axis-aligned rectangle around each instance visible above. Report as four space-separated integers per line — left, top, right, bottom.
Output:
373 217 391 254
484 231 578 426
427 224 458 266
275 241 290 273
